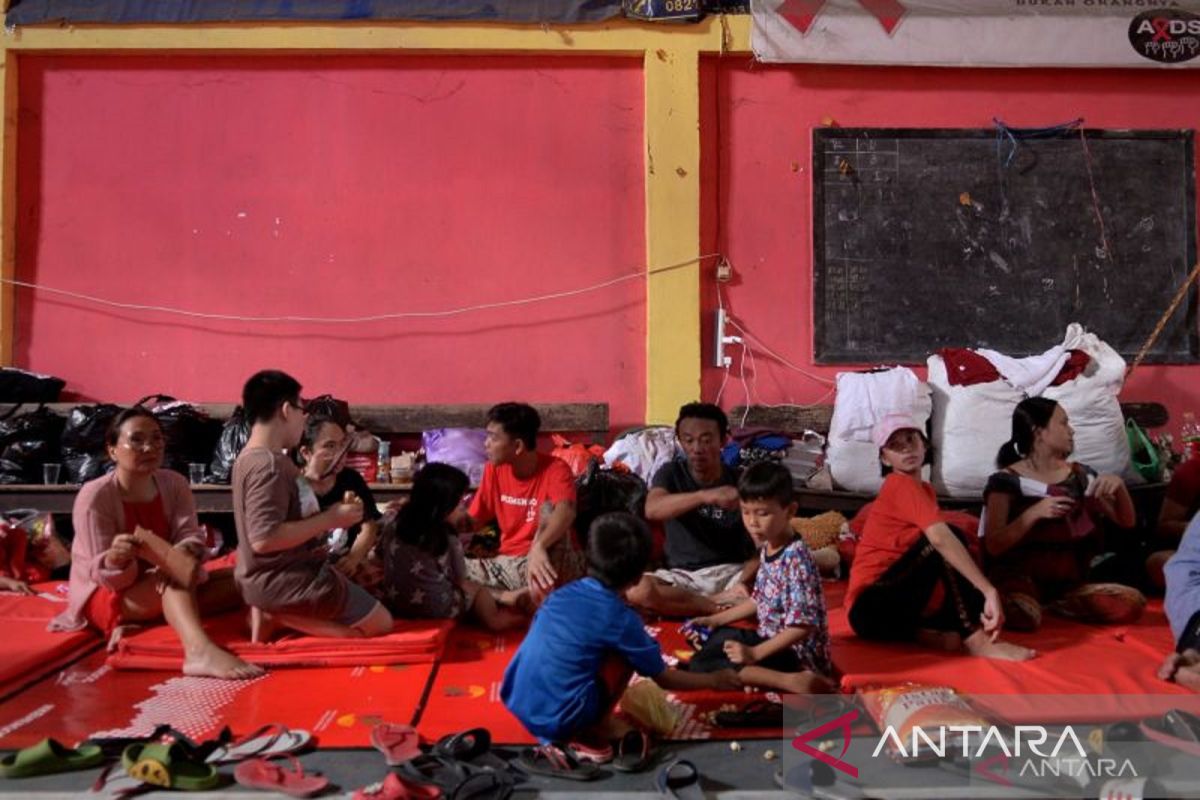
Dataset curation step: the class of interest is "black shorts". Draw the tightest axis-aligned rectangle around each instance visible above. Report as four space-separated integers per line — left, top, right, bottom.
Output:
684 626 803 674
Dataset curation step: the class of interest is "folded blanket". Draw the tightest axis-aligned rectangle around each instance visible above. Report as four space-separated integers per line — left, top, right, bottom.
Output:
108 612 452 670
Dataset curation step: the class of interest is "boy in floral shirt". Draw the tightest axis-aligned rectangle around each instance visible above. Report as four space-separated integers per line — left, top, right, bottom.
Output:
687 461 834 694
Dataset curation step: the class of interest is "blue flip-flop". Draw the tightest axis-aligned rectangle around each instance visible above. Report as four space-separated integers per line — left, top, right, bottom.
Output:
656 758 703 799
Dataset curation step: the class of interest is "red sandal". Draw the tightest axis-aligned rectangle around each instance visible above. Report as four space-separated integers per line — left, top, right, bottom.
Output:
233 754 328 798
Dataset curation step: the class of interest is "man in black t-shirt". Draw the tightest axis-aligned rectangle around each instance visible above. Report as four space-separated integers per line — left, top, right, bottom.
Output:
626 403 757 617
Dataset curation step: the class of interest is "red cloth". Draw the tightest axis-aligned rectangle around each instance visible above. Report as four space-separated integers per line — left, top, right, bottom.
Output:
938 348 1001 387
846 474 942 608
940 347 1090 388
83 585 122 636
107 612 452 670
469 454 576 557
1166 457 1200 519
1049 349 1090 385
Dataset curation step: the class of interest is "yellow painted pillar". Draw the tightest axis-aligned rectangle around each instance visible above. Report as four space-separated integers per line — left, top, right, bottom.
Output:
0 50 16 366
644 47 701 424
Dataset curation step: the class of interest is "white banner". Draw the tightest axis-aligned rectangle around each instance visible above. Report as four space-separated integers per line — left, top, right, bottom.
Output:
752 0 1200 67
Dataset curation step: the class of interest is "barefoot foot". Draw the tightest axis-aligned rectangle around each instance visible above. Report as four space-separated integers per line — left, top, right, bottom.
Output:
183 644 264 680
964 631 1036 661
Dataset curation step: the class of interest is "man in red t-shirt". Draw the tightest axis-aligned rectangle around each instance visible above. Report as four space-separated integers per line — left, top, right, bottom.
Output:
465 402 582 603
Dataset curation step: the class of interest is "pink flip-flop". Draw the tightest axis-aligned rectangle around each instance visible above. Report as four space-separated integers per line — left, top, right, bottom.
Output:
371 722 423 766
233 754 329 798
353 771 443 800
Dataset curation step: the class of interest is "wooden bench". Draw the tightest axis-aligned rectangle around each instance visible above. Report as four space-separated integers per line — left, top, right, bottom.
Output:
0 401 609 514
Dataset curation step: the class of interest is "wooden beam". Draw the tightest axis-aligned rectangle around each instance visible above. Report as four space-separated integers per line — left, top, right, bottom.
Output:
644 46 701 425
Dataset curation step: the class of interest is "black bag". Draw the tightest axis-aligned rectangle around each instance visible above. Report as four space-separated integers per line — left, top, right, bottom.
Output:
207 407 250 485
60 403 124 484
0 405 66 484
0 368 65 403
574 461 648 547
136 395 222 477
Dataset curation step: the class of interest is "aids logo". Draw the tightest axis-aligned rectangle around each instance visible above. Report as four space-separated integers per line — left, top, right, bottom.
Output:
1129 9 1200 63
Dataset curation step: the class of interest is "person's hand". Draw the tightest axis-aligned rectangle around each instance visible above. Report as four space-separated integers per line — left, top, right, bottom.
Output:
382 497 409 514
980 586 1005 641
105 533 138 569
703 486 740 510
1088 474 1124 503
335 553 364 578
0 575 33 595
526 542 557 595
690 615 716 629
1030 496 1075 521
131 525 169 561
329 499 364 529
723 640 756 665
711 668 742 691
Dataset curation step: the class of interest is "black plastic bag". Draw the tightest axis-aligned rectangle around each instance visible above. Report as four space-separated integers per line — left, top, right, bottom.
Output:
207 407 250 484
0 368 65 403
136 395 222 477
0 405 65 484
574 461 648 548
61 403 124 484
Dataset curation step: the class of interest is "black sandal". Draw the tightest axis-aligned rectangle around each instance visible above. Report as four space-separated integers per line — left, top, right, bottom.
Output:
611 729 654 773
514 744 600 782
714 699 784 728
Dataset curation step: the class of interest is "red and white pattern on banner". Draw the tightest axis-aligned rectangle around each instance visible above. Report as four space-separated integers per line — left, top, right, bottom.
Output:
752 0 1200 67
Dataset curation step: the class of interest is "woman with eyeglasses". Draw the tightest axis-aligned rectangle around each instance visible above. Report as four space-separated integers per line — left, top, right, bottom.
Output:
295 414 382 586
50 407 262 679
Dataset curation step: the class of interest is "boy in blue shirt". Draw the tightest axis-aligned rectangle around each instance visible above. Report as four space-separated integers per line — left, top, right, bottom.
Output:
502 512 739 773
688 461 835 694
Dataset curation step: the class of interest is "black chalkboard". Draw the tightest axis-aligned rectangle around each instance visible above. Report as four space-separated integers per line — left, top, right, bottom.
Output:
812 128 1197 364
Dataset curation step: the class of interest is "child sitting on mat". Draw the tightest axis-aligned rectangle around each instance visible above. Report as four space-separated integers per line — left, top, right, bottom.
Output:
378 462 525 631
232 370 393 642
685 461 835 695
502 512 740 773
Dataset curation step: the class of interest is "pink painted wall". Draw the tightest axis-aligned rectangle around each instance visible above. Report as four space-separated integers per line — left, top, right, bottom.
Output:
15 55 646 429
701 61 1200 433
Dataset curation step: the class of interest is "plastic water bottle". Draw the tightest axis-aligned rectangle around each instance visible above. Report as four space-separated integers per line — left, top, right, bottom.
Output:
1182 412 1200 462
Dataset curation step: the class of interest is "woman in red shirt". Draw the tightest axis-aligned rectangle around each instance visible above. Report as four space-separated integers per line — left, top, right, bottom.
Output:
52 407 261 679
847 414 1034 661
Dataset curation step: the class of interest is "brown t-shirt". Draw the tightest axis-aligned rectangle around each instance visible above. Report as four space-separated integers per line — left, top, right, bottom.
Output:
233 446 346 615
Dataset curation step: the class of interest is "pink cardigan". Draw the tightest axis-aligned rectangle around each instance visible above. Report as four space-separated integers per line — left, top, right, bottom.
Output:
50 469 204 632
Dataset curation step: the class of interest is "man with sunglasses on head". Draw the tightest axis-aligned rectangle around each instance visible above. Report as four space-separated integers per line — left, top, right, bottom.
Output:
232 369 393 643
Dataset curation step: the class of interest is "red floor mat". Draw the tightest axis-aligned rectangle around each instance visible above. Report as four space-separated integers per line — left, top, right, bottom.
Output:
108 613 452 669
0 649 434 750
416 624 780 745
827 581 1193 721
0 583 101 702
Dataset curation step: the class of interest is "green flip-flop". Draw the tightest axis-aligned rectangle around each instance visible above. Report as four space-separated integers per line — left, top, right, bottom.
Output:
122 742 221 791
0 738 104 778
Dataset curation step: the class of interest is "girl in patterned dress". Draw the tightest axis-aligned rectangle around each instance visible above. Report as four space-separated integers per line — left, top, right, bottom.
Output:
380 462 525 631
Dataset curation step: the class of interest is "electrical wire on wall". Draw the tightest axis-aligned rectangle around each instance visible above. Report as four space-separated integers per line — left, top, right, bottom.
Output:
713 280 835 427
